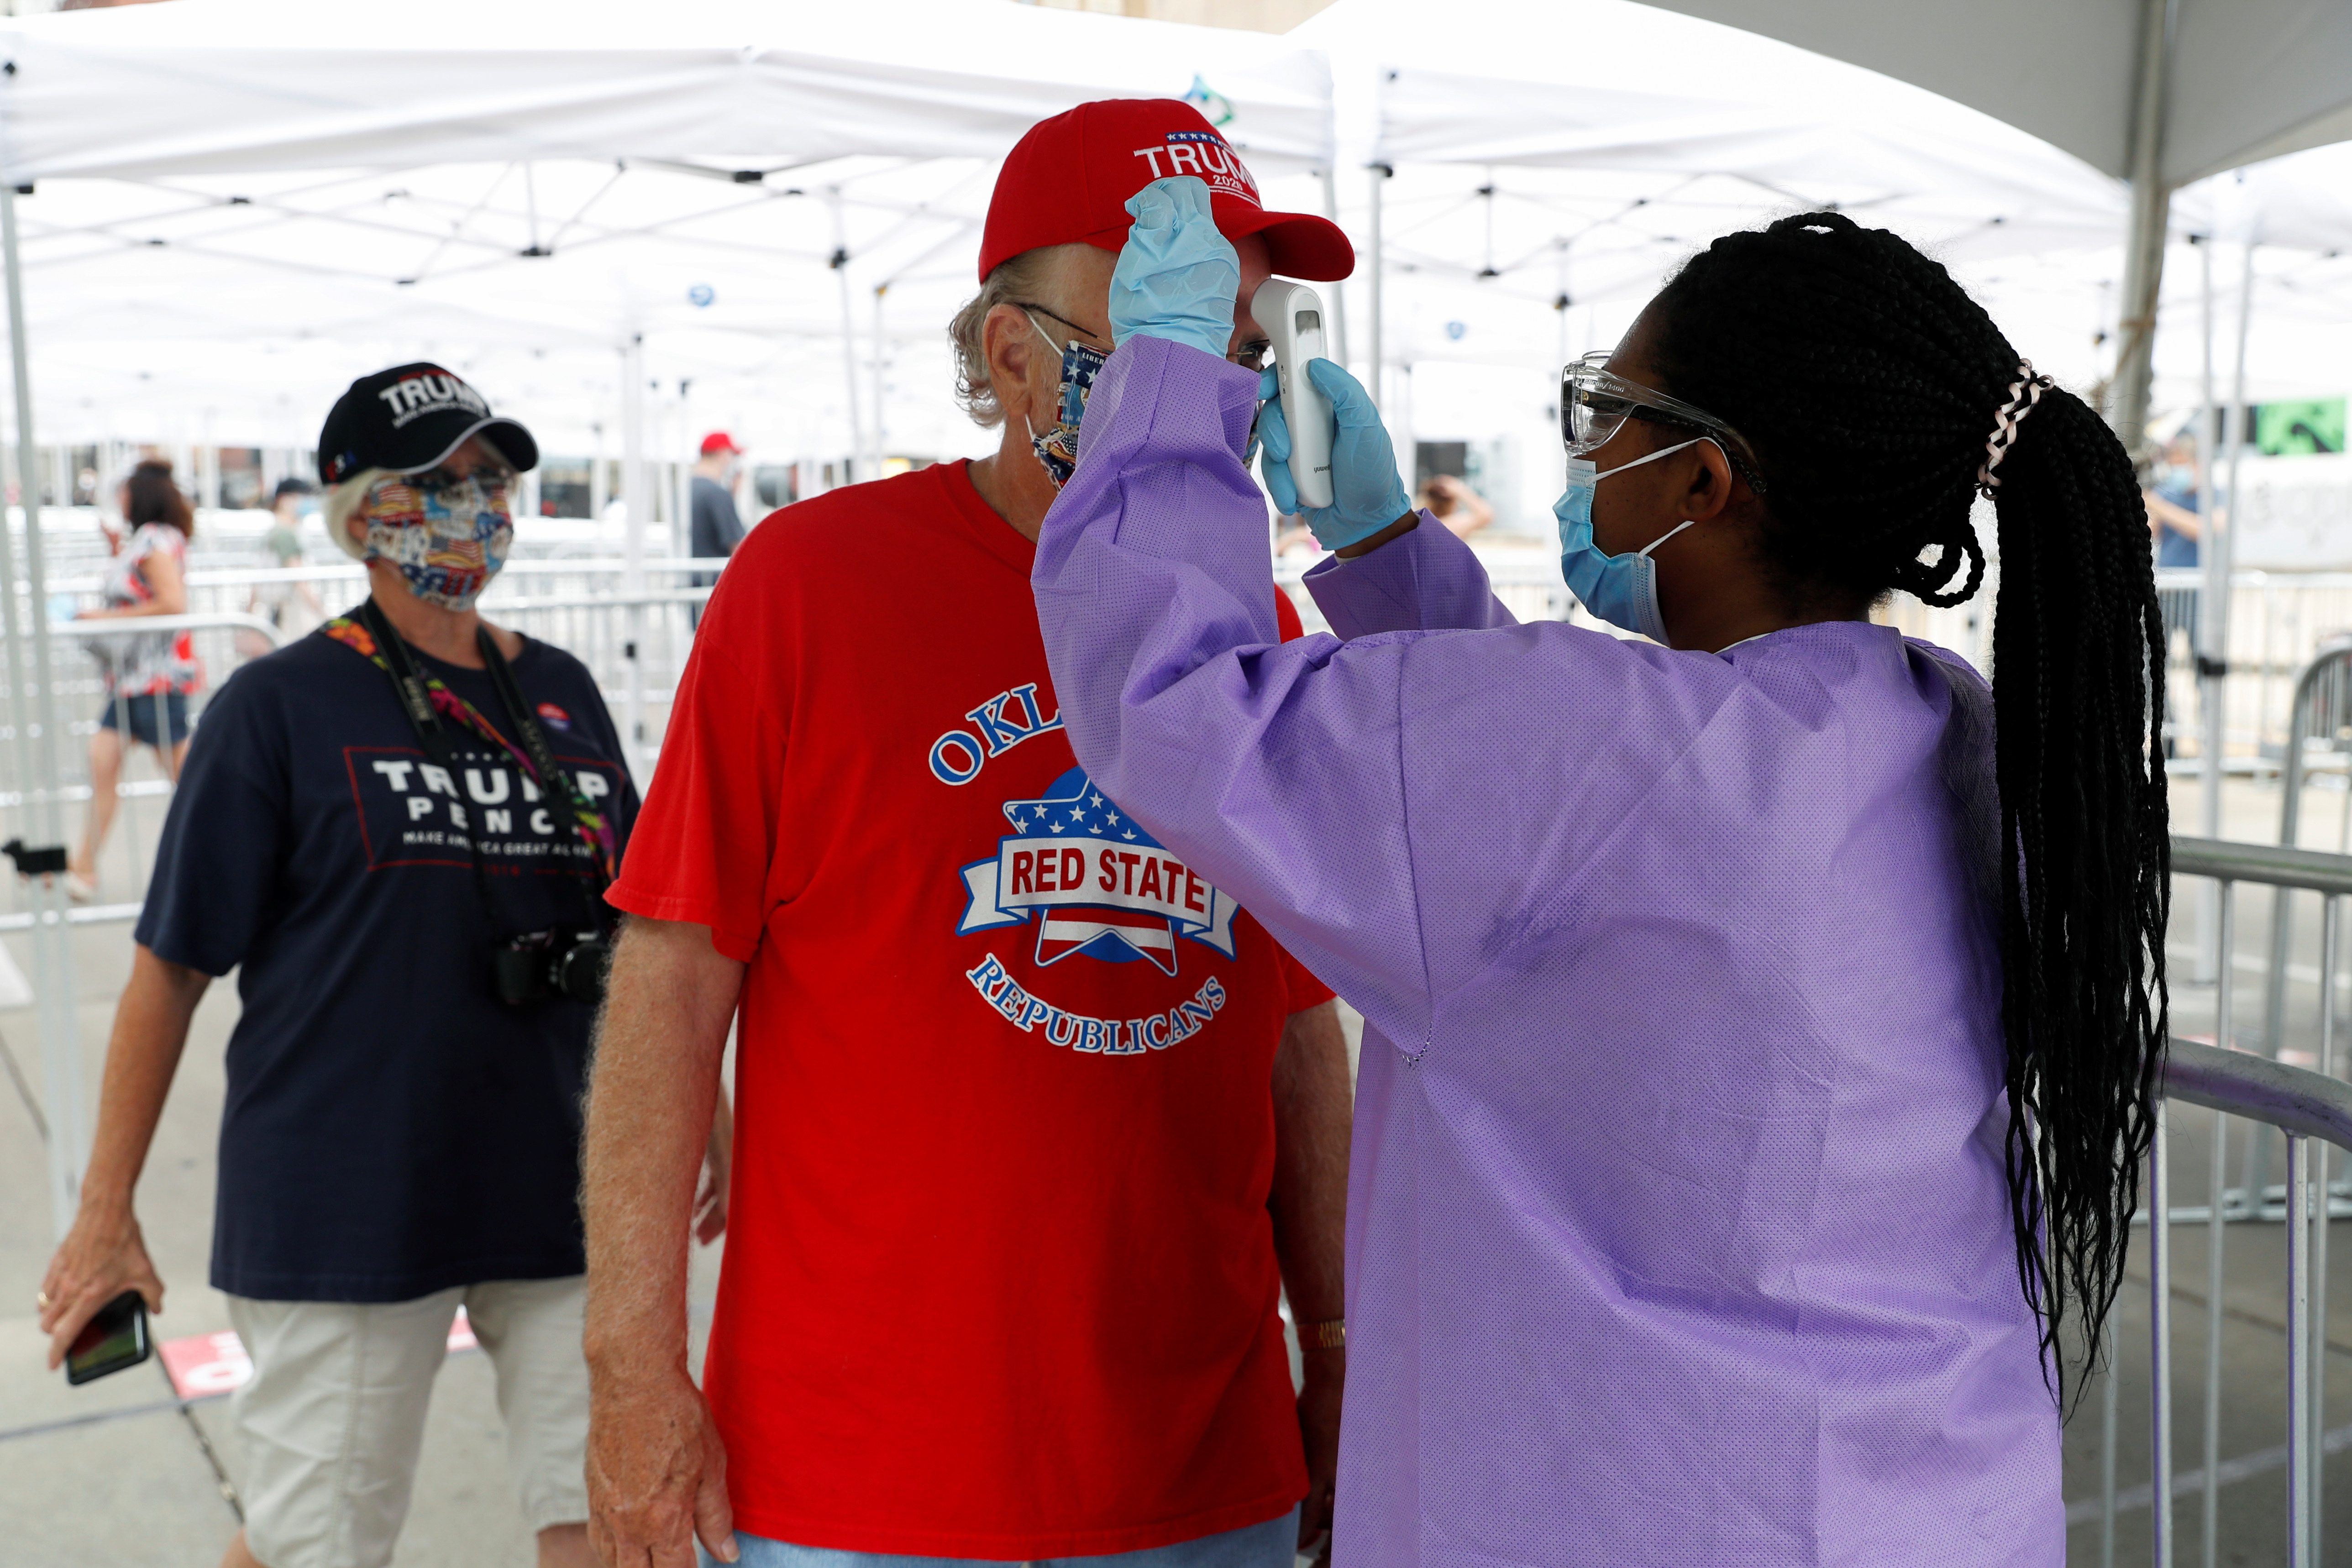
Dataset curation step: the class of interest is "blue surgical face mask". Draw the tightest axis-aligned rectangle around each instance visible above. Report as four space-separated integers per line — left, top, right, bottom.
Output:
1554 437 1713 643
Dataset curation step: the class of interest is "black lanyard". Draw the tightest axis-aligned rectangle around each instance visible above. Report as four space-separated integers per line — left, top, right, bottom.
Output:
475 628 608 896
355 599 609 931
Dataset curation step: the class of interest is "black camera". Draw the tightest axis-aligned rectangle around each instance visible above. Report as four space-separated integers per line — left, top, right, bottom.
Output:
493 926 610 1007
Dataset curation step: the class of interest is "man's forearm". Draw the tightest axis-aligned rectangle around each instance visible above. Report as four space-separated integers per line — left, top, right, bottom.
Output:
1269 1000 1351 1324
83 944 209 1211
582 916 744 1377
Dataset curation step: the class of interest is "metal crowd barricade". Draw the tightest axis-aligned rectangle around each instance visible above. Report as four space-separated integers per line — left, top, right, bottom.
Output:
2150 567 2352 772
2265 637 2352 1045
2229 637 2352 1220
0 585 715 932
2110 836 2352 1568
9 584 713 1241
0 612 289 931
169 560 716 771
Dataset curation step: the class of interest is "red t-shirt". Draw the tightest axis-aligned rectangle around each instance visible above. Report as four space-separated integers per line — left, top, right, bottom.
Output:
608 460 1334 1559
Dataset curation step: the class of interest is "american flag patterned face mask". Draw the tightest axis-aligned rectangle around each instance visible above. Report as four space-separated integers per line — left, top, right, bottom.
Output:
357 467 515 611
1022 311 1109 489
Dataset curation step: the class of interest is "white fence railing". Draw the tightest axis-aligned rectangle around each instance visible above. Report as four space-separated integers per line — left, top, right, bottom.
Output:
2138 837 2352 1568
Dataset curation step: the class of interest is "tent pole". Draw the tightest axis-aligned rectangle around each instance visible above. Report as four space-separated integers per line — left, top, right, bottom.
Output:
0 181 84 1241
2195 235 2222 984
671 409 689 561
2229 242 2276 1233
1554 238 1572 397
1320 166 1350 367
1367 162 1388 424
871 283 888 481
828 190 867 486
1397 360 1415 489
620 334 647 780
2110 0 2175 454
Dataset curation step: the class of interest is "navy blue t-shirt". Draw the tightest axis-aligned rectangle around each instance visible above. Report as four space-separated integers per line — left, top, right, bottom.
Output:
136 624 638 1302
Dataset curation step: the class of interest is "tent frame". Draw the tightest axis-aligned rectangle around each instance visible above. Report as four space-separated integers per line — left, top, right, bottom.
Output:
0 179 86 1239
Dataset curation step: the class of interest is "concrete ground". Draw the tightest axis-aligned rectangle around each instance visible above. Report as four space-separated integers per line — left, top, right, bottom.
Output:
4 771 2352 1565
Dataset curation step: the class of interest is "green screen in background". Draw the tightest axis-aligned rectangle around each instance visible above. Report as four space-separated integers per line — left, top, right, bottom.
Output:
2254 399 2347 456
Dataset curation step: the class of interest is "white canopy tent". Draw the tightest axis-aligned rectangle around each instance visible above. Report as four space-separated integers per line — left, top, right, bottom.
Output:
5 0 2140 1237
0 0 1340 175
0 0 1340 457
7 0 2349 1238
0 0 1349 1240
1283 0 2352 541
1287 0 2139 526
1641 0 2352 450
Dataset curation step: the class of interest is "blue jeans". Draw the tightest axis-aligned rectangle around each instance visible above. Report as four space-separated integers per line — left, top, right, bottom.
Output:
711 1507 1300 1568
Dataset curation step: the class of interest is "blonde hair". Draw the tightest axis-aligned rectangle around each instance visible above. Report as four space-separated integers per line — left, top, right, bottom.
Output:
324 468 394 560
947 244 1096 429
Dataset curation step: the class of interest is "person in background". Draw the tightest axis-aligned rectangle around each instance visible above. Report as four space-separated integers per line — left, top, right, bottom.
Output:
1293 477 1487 555
67 458 201 902
1417 472 1492 538
36 363 653 1568
245 477 328 652
688 433 746 628
580 98 1354 1568
2142 430 2204 755
2144 429 2202 569
689 433 747 563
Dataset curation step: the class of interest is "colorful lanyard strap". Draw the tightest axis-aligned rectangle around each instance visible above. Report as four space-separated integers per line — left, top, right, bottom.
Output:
323 612 619 888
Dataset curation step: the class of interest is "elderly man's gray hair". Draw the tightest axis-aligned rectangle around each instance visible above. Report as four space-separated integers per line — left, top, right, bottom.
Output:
947 244 1096 430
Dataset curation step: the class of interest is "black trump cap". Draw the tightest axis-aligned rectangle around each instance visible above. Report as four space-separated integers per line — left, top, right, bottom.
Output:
317 363 538 487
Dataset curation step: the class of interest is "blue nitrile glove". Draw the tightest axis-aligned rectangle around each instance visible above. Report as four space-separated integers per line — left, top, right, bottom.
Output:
1256 357 1415 551
1109 176 1239 360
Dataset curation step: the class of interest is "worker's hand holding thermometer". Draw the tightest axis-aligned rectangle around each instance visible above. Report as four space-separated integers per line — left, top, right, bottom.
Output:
1111 175 1414 551
1256 358 1416 551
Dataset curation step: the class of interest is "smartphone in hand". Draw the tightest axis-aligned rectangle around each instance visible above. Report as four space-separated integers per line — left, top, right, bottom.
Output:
64 1290 151 1386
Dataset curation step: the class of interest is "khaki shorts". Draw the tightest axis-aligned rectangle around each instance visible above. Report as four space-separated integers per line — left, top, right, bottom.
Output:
228 1277 590 1568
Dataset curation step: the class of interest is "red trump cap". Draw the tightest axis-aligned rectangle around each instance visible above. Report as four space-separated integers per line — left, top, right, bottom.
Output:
698 431 741 456
978 98 1353 283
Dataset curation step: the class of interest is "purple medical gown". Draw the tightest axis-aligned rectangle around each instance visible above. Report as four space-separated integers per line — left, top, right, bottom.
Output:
1032 335 2060 1567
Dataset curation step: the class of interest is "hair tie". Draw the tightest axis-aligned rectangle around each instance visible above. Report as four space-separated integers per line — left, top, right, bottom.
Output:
1893 530 1986 608
1977 360 2053 496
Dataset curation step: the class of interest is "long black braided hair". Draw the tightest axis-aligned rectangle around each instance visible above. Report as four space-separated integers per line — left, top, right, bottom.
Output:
1646 211 2169 1403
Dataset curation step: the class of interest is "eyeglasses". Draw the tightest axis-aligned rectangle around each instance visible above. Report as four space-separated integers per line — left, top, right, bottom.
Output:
401 459 515 493
1016 302 1111 353
407 456 513 487
1561 351 1767 494
1017 300 1269 374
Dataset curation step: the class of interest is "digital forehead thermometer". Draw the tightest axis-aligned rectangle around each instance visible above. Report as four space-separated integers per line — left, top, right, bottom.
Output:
1251 278 1334 510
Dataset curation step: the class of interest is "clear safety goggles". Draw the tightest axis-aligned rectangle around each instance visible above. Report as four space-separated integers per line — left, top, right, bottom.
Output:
1561 351 1768 494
